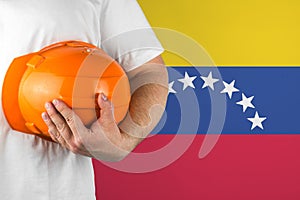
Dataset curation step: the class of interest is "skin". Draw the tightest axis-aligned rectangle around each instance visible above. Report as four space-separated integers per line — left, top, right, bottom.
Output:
41 55 168 162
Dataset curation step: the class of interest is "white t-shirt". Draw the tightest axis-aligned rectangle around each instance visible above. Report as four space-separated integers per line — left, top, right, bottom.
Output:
0 0 163 199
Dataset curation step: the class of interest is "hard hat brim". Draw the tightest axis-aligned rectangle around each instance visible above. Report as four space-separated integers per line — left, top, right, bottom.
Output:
2 53 49 137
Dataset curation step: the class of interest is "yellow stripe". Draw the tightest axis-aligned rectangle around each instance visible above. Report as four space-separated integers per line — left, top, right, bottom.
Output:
138 0 300 66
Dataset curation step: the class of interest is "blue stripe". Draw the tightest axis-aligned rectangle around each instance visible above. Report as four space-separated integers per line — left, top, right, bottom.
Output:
153 67 300 134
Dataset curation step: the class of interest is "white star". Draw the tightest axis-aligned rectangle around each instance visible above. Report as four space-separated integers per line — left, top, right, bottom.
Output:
178 72 197 90
247 111 267 130
220 80 239 99
200 72 219 90
236 93 255 112
168 81 177 94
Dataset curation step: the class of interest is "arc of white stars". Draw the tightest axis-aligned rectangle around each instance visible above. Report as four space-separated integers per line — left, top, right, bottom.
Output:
220 80 239 99
236 93 255 112
178 72 197 91
200 72 219 91
168 81 177 94
247 111 267 130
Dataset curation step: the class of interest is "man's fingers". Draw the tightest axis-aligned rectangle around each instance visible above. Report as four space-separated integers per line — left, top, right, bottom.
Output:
41 112 58 142
45 102 73 143
97 93 115 123
50 99 86 135
43 100 94 156
42 111 91 155
51 99 90 152
41 112 66 145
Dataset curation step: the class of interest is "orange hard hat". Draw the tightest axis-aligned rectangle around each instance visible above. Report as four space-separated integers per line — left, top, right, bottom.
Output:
2 41 131 140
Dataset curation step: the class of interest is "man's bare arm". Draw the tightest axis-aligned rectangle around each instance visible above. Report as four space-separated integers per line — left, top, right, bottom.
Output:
118 56 168 153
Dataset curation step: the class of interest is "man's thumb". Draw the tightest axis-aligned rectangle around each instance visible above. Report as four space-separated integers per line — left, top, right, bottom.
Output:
97 93 115 123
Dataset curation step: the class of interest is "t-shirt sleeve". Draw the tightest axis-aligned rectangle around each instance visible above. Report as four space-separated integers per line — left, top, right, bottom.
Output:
99 0 164 72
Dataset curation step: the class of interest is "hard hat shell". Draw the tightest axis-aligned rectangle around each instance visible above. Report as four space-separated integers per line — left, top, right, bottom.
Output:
2 41 131 141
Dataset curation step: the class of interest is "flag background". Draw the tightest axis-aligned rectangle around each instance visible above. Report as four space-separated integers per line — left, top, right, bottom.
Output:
93 1 300 199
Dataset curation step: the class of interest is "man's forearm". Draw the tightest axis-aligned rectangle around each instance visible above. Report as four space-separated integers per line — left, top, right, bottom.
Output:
119 83 168 152
118 59 168 153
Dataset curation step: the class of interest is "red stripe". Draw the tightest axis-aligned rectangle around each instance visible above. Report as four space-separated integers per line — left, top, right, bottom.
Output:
93 134 300 200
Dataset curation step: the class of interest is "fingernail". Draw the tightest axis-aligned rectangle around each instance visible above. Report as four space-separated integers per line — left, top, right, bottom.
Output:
52 99 59 106
45 102 51 110
41 112 48 121
101 93 108 101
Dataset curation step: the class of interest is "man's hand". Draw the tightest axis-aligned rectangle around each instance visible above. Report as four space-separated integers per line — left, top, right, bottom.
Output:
42 56 168 162
42 93 128 161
